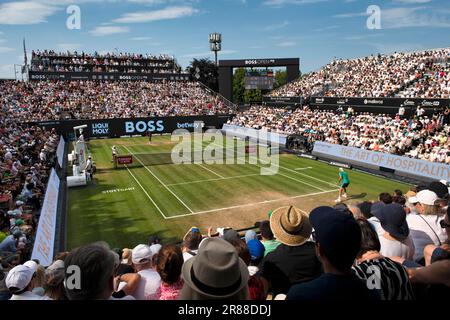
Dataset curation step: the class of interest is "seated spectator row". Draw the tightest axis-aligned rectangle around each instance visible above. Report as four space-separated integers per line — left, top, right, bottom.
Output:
229 106 450 164
31 50 178 74
271 48 449 98
1 181 448 300
0 80 233 122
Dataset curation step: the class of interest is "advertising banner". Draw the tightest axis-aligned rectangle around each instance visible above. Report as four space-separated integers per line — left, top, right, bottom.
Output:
262 96 303 107
31 169 60 266
310 96 449 109
312 141 450 181
29 71 191 82
56 136 65 168
222 124 287 145
31 115 234 139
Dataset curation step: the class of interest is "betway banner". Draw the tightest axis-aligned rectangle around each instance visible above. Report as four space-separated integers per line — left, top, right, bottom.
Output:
222 124 287 145
29 71 191 82
31 169 60 266
32 115 233 139
313 141 450 181
310 96 449 109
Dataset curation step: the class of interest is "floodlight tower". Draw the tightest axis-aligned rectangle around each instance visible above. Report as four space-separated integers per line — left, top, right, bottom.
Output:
209 33 222 66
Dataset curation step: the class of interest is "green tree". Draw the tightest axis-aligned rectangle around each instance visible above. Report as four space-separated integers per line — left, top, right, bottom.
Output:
188 58 218 91
274 70 287 89
232 68 245 103
244 89 262 104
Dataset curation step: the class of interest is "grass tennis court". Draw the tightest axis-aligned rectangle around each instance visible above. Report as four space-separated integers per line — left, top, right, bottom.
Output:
67 134 410 249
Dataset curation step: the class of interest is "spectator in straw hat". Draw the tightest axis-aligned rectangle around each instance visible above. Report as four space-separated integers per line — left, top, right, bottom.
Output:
260 206 322 296
179 237 249 300
287 207 379 301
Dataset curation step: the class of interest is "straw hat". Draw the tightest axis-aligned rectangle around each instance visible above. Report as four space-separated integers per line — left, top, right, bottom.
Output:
269 206 312 246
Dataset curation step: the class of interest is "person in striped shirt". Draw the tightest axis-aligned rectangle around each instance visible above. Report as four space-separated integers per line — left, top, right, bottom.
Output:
352 218 415 300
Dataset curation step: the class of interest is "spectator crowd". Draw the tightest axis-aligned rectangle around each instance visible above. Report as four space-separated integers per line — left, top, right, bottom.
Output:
271 48 449 98
1 181 448 301
31 50 179 74
230 106 450 164
0 109 59 301
0 80 233 122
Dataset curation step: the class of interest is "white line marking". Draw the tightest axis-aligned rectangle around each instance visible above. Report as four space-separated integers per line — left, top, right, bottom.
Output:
165 189 339 219
123 145 194 214
277 163 338 187
124 165 167 219
261 165 328 192
209 142 329 192
166 173 261 187
197 164 225 179
294 167 313 171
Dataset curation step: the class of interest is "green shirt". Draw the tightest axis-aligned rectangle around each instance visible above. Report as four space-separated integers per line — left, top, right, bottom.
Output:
263 239 281 257
339 171 350 184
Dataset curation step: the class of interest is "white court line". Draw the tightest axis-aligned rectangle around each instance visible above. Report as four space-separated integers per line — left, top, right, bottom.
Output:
277 163 338 187
165 188 338 219
166 173 261 187
197 164 225 179
294 167 313 171
124 165 167 219
210 142 327 192
123 145 194 214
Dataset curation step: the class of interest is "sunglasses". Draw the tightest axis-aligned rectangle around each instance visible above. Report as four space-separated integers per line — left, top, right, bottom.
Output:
440 220 450 228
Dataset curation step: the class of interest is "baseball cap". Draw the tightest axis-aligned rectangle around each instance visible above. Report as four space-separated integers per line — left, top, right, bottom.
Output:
408 190 439 205
131 244 153 264
310 206 361 270
5 264 36 291
150 244 162 256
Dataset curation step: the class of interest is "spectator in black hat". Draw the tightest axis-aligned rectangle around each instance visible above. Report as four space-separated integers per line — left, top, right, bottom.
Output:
287 206 379 301
352 219 414 300
371 203 415 260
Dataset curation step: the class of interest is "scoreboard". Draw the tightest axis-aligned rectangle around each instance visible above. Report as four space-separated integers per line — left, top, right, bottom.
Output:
244 69 274 90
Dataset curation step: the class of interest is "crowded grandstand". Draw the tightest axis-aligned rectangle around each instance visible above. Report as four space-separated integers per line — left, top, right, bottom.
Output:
0 43 449 304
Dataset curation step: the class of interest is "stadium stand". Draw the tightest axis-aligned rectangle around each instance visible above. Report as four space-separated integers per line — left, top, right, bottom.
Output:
229 106 450 164
0 48 449 301
271 48 449 98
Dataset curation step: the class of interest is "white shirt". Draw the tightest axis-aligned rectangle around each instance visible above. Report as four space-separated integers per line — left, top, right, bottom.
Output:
406 214 448 261
133 268 161 300
9 291 47 300
183 250 197 262
85 159 92 170
379 234 415 260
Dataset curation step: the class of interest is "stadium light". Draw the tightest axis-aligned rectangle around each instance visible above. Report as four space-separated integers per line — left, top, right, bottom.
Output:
209 32 222 66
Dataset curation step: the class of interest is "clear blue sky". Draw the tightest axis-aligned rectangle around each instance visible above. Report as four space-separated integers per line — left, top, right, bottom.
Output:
0 0 449 79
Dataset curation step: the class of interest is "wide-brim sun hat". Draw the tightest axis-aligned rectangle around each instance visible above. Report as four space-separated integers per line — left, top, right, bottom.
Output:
181 237 249 299
269 205 312 246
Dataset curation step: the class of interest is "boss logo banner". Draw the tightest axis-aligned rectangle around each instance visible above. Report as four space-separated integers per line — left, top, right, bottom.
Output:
29 71 191 82
31 115 233 139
